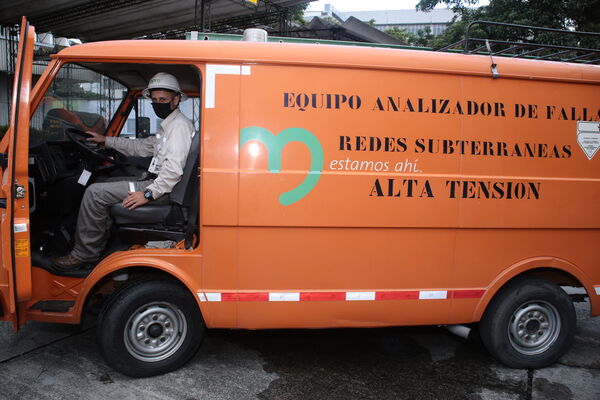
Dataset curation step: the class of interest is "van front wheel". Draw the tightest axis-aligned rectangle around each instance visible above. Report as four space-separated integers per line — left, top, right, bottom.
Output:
97 279 204 377
479 278 576 369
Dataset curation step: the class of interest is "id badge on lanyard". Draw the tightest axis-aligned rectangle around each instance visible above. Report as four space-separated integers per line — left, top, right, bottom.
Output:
148 133 167 173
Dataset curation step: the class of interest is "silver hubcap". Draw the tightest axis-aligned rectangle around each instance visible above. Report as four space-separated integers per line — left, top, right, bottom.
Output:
124 302 187 362
508 300 560 355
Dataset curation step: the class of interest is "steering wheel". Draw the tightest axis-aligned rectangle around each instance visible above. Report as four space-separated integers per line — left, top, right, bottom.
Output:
65 128 128 166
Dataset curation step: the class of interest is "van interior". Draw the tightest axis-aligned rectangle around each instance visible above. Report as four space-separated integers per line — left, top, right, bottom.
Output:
27 63 202 277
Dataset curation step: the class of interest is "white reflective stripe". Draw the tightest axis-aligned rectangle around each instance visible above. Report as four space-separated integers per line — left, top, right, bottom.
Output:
205 292 222 302
198 293 207 302
595 287 600 296
346 292 376 301
128 182 135 192
206 64 251 109
419 291 448 300
13 223 27 233
269 292 300 302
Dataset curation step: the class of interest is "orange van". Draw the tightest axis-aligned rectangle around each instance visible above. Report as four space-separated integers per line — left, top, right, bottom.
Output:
1 19 598 377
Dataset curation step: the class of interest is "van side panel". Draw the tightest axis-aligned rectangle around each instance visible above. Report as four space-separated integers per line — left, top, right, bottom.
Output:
235 64 465 328
233 61 599 328
452 74 600 319
200 65 242 327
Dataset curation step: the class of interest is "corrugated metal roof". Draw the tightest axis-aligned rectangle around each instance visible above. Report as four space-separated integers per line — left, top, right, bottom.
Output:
0 0 312 41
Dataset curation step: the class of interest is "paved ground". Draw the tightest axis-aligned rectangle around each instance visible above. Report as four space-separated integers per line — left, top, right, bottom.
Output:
0 300 597 400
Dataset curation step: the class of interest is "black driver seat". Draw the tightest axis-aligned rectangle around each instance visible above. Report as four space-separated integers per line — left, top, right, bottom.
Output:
109 132 200 246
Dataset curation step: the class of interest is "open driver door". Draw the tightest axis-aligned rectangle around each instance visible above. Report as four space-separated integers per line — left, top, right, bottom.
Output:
0 17 35 329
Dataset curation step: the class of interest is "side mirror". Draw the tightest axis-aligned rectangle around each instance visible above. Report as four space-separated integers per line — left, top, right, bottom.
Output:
136 117 150 138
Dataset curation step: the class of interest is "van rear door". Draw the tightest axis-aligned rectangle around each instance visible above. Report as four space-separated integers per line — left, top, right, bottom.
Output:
0 17 35 329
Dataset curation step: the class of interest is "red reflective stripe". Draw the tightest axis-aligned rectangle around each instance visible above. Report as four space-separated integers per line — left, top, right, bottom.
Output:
300 292 346 301
220 293 237 302
236 292 269 302
376 291 419 300
450 290 485 299
207 289 485 302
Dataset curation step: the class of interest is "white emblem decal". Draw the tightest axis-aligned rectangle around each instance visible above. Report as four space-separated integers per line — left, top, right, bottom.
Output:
577 121 600 160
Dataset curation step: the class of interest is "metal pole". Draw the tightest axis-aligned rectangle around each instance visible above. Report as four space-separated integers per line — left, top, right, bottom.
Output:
200 0 206 32
134 96 139 138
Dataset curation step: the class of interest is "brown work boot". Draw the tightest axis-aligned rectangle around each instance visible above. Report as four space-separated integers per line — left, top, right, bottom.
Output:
52 254 86 271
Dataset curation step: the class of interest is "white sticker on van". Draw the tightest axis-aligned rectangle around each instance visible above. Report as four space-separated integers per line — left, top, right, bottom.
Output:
577 121 600 160
13 223 27 233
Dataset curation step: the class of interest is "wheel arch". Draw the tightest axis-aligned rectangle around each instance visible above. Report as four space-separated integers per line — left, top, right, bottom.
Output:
473 256 597 321
74 256 203 324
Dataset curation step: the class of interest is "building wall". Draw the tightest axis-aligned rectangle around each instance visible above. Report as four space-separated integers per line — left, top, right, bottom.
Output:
306 5 456 36
377 23 449 36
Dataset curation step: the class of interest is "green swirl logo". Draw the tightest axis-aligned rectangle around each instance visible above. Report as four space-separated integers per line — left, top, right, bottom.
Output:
240 127 324 205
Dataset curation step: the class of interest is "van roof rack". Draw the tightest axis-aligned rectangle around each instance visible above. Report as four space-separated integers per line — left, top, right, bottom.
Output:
186 21 599 65
437 20 600 64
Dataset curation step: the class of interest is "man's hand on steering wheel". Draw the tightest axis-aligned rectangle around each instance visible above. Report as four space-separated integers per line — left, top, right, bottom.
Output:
65 128 127 166
85 130 106 144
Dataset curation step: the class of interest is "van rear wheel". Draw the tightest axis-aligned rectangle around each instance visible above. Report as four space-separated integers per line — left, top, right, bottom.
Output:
97 279 204 377
479 278 575 369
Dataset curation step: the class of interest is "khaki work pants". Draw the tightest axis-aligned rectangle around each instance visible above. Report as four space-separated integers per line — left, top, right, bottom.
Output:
70 177 160 261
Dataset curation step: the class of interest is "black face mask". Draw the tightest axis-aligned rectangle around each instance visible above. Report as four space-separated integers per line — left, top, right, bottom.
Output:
151 102 173 119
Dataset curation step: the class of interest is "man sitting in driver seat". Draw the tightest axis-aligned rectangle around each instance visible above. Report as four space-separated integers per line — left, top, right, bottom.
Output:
53 72 195 271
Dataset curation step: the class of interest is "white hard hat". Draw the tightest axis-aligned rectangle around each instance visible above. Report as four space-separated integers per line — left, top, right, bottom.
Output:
142 72 188 101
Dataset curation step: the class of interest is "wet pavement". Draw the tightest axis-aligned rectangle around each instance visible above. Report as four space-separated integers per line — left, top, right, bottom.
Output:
0 300 597 400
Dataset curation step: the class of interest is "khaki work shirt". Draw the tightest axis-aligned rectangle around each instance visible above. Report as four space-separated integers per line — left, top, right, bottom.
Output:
105 108 195 199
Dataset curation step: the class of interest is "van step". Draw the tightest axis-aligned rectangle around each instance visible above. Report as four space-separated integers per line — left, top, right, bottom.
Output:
28 300 75 313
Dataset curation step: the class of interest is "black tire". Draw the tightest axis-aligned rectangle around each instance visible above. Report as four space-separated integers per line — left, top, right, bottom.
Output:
97 278 205 377
479 277 576 369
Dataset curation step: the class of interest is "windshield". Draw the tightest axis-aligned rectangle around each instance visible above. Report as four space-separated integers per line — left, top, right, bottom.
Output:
30 63 126 146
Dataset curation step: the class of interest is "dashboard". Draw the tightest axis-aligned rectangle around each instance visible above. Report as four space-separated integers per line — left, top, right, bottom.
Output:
29 141 84 184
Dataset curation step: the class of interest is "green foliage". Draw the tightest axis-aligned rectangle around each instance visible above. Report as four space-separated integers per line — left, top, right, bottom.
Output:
416 0 480 12
288 4 310 26
413 26 435 46
385 27 417 43
415 0 600 50
386 26 434 46
429 7 485 49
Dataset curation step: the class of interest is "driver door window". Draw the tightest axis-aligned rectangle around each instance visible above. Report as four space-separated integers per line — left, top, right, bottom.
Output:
30 64 126 146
